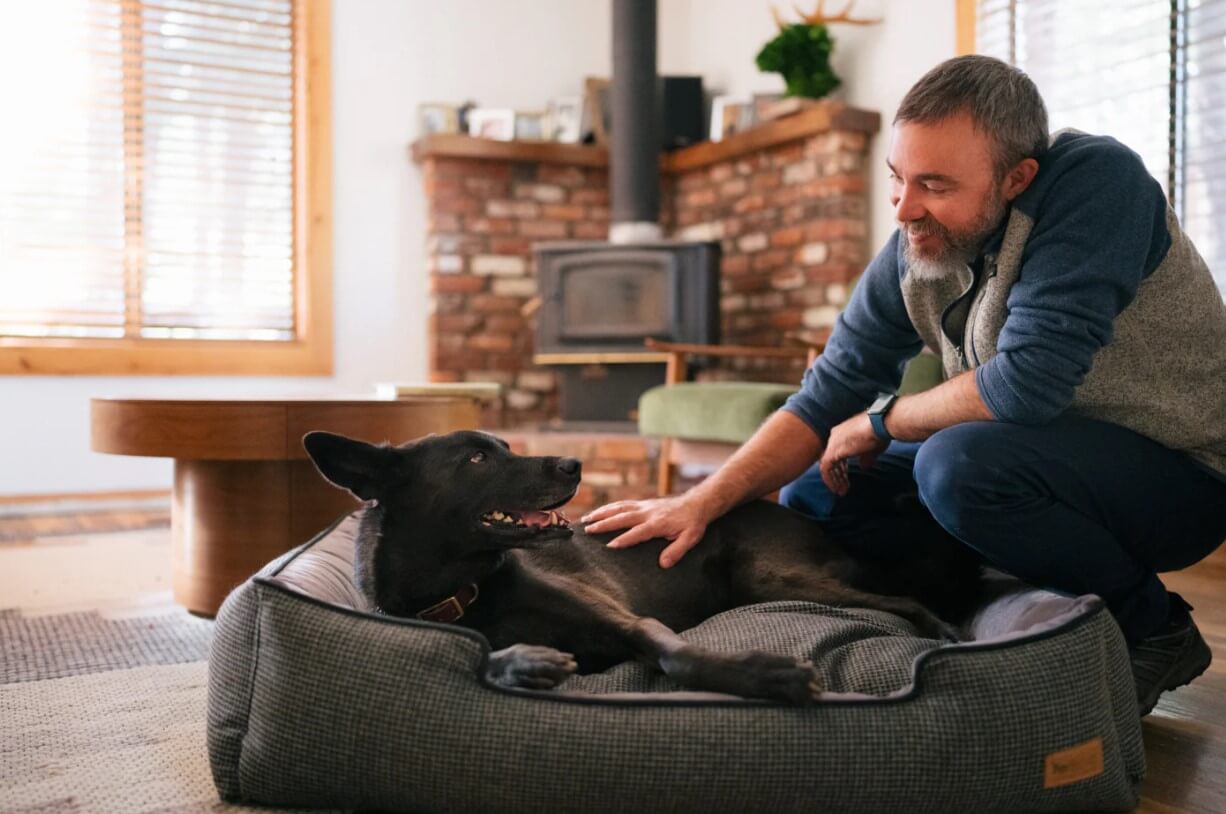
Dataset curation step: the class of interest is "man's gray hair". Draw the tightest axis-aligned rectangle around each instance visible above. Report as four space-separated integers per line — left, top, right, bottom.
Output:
895 55 1049 178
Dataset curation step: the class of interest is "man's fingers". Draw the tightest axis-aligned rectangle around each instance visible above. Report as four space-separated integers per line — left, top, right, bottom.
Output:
659 530 702 569
820 452 849 497
584 510 643 534
580 501 634 524
605 523 659 550
819 454 838 493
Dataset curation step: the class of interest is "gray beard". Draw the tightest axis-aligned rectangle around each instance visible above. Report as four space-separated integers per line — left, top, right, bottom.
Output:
900 202 1008 282
903 240 974 281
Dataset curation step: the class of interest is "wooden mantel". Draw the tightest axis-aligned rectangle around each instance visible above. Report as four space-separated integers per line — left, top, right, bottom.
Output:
410 100 880 174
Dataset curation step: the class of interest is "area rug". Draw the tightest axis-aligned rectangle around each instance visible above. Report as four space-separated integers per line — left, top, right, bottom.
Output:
0 606 333 813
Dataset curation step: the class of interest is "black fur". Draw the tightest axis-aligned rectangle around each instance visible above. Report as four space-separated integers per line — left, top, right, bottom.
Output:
304 429 983 704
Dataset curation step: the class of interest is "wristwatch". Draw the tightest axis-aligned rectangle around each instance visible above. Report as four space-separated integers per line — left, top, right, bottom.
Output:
867 392 899 443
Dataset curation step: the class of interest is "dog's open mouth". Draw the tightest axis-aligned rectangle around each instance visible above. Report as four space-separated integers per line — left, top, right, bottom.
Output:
480 508 571 531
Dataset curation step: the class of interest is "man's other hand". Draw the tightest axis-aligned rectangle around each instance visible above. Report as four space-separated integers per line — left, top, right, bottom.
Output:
820 413 888 496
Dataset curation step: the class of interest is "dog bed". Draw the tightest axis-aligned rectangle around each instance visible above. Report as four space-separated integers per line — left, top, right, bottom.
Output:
207 512 1145 813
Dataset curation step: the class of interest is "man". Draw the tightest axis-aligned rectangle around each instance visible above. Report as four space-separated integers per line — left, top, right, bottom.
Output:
582 54 1226 715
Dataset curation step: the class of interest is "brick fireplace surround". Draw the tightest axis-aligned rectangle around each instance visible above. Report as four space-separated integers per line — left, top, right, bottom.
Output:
411 101 880 511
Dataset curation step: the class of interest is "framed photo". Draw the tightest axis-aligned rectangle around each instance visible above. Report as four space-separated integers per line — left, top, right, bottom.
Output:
584 76 612 145
547 96 584 143
514 110 549 141
753 92 816 123
417 102 459 137
709 95 752 142
467 108 516 141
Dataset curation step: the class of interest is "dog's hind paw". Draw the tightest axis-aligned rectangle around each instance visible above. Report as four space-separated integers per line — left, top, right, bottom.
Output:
676 650 824 704
743 653 825 705
486 643 577 690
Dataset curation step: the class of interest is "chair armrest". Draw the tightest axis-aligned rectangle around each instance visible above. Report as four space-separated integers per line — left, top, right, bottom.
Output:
644 338 824 384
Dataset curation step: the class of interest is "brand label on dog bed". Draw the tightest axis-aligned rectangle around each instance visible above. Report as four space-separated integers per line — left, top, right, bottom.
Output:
1043 737 1104 788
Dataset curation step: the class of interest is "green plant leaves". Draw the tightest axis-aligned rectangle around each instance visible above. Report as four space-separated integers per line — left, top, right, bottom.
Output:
755 23 842 99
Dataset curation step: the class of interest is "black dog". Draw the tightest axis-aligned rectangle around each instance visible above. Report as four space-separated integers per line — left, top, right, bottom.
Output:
304 429 982 704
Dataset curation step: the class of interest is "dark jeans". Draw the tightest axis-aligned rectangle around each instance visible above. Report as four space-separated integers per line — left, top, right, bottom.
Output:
779 415 1226 643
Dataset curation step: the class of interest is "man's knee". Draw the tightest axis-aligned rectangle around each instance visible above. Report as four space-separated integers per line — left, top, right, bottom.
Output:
914 422 999 531
779 462 835 520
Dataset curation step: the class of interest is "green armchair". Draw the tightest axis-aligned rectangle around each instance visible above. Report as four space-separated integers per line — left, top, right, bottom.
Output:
639 342 943 495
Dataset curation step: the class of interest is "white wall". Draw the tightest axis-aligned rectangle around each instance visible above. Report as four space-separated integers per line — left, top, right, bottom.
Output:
0 0 613 496
0 0 954 497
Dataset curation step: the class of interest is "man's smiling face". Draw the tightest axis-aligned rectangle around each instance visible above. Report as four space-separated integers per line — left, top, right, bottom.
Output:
888 110 1012 272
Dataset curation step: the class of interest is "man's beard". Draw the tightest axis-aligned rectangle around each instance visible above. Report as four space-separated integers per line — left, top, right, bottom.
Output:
901 190 1008 281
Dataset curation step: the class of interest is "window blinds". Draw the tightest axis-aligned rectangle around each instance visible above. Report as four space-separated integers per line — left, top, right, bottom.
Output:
975 0 1226 298
0 0 296 342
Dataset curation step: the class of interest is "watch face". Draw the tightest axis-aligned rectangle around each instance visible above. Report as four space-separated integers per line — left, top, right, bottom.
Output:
869 394 894 414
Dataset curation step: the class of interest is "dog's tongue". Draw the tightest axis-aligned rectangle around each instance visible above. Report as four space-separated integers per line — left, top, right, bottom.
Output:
520 510 553 528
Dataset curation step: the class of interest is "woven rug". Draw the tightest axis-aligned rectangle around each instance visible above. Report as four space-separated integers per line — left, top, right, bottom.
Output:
0 606 332 813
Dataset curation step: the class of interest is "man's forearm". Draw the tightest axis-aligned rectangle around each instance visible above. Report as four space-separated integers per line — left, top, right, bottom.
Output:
884 369 994 442
686 410 824 517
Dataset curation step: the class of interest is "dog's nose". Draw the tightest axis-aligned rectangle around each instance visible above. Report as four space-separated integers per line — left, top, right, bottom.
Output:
557 457 581 476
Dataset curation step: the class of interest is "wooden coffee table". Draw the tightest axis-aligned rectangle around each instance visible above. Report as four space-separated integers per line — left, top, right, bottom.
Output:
90 396 480 616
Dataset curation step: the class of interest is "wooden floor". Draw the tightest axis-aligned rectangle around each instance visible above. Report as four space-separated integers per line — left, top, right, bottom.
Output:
1 527 1224 811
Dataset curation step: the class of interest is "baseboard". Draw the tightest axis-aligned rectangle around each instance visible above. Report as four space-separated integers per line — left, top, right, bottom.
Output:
0 490 171 542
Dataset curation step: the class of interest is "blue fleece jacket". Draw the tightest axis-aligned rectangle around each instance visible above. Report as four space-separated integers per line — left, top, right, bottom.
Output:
783 131 1175 441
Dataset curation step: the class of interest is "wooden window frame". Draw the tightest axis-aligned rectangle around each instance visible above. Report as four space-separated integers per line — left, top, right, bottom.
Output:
955 0 977 56
0 0 332 376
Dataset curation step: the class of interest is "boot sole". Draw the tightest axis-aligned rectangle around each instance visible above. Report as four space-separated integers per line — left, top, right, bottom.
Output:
1138 633 1213 717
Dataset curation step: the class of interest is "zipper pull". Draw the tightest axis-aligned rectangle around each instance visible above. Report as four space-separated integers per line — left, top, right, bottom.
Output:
956 345 968 371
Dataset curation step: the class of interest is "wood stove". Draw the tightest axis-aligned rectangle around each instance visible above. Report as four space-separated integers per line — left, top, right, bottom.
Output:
533 0 721 426
535 240 719 424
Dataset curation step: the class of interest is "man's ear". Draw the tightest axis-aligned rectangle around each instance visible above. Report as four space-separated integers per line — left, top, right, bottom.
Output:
1002 157 1040 202
302 431 396 502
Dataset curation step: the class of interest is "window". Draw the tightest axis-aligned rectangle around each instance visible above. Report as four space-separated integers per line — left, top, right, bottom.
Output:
964 0 1226 299
0 0 331 375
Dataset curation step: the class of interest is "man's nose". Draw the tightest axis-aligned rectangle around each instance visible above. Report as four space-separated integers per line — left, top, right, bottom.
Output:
893 184 926 224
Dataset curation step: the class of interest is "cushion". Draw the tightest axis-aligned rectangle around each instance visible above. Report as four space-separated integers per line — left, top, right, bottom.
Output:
898 350 944 394
638 353 946 445
208 513 1145 813
638 381 796 444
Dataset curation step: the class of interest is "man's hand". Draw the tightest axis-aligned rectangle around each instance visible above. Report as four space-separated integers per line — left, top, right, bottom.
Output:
820 413 888 496
580 493 715 569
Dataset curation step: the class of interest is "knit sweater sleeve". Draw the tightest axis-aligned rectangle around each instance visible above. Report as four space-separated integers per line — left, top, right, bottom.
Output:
974 136 1172 424
782 230 923 441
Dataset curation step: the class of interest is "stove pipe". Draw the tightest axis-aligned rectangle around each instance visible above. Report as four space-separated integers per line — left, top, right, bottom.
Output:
609 0 662 244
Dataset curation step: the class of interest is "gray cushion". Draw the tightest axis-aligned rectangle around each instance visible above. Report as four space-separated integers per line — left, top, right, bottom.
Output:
208 513 1145 813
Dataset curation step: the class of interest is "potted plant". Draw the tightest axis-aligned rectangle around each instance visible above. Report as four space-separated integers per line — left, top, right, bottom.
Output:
755 1 881 100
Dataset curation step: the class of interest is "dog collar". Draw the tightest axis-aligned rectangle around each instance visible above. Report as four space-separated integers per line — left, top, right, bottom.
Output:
415 583 480 623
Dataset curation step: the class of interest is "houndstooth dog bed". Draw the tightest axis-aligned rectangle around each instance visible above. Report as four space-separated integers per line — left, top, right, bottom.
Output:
207 513 1144 813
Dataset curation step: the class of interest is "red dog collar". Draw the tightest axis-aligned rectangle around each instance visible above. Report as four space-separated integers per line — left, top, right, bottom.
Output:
415 583 480 623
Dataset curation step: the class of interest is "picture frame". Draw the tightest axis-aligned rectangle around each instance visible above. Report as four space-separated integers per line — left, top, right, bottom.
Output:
753 92 817 123
547 96 584 143
417 102 459 137
466 108 516 141
584 76 612 145
514 110 549 141
709 95 753 142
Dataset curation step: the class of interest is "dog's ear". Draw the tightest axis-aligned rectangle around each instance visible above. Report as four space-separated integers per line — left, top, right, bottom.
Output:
302 431 396 501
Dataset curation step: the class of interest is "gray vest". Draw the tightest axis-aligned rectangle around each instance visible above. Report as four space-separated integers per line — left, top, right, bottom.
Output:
900 206 1226 478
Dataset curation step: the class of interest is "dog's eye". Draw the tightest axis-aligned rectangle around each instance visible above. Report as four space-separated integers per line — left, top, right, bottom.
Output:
469 451 485 464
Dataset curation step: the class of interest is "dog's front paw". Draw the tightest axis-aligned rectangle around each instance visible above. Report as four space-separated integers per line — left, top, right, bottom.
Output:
486 643 577 690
